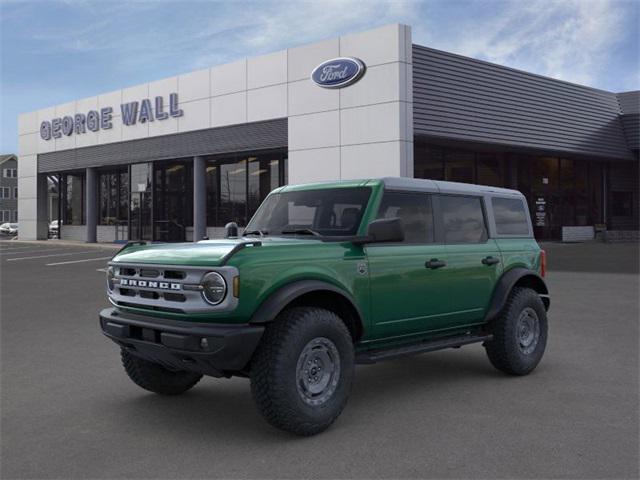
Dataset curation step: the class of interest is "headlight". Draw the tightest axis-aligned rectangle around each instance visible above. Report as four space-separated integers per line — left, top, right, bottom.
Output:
106 266 115 292
201 271 227 305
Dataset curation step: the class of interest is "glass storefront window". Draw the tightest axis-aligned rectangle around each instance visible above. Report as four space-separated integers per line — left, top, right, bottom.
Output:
413 140 616 239
206 149 287 227
98 169 128 225
477 153 504 187
62 173 85 225
154 161 192 242
445 151 475 183
414 143 444 180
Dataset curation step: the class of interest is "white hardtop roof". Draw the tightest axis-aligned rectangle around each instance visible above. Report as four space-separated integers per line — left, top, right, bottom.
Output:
380 177 523 197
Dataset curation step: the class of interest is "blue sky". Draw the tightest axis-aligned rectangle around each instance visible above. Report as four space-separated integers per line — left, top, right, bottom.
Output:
1 0 638 153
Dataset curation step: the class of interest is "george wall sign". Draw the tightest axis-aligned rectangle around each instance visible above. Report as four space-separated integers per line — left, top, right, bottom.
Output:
40 93 184 141
311 57 366 89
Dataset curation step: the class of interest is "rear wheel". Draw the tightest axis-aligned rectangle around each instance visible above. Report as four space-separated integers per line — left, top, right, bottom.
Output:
485 287 548 375
121 349 202 395
250 307 354 436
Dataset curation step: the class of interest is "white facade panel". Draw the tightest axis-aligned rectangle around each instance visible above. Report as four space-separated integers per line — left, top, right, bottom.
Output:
98 89 122 110
36 107 56 154
18 111 38 135
97 118 123 144
55 133 76 152
149 112 179 137
340 102 402 146
247 84 287 122
121 117 149 141
76 95 99 113
288 38 340 82
288 147 341 184
289 110 340 151
17 154 37 178
340 24 404 67
178 68 210 103
247 50 287 89
18 132 38 156
288 79 339 116
149 76 178 99
122 83 149 104
17 197 38 220
339 62 401 109
178 98 211 132
211 59 246 96
211 91 247 127
76 129 99 148
17 175 37 199
340 142 404 179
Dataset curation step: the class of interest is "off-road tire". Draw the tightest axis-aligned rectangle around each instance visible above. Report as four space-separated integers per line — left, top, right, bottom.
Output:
485 287 548 375
121 349 202 395
250 307 355 436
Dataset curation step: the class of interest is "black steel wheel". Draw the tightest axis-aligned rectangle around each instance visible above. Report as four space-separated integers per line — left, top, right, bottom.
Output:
485 287 548 375
250 307 354 436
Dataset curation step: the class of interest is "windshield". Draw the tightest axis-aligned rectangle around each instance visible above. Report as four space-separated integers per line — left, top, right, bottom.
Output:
245 187 371 237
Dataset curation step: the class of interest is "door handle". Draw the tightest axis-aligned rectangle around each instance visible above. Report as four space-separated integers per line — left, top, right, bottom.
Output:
482 256 500 266
425 259 447 269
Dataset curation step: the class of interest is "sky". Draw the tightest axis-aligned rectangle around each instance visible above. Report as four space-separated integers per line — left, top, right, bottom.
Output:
1 0 638 153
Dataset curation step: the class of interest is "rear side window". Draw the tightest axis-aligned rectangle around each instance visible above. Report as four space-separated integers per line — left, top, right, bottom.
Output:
441 195 487 243
492 197 530 235
376 191 434 243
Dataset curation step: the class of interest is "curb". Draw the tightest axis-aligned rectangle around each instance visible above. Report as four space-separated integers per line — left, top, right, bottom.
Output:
2 239 122 250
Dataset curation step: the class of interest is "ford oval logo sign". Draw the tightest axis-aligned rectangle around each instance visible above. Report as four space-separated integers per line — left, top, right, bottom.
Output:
311 57 366 89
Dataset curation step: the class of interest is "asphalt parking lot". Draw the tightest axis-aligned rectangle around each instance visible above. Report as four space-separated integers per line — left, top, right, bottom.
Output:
1 240 638 479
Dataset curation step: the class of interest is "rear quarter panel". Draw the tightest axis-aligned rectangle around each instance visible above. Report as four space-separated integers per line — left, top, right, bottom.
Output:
495 238 541 273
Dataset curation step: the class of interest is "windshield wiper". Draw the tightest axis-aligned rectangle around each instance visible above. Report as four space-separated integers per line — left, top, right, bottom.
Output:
243 229 268 237
281 228 321 237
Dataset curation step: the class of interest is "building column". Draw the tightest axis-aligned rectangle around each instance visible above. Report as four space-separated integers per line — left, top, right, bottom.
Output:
36 174 49 239
193 156 207 242
85 167 97 243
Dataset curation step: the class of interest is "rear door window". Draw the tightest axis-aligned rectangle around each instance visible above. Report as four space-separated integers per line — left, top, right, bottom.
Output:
376 191 434 243
440 195 487 243
492 197 530 235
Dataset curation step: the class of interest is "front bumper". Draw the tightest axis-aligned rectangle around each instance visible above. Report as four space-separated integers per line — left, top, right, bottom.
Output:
99 307 264 377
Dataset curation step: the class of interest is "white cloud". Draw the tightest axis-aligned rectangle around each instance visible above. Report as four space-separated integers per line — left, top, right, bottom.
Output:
414 0 636 89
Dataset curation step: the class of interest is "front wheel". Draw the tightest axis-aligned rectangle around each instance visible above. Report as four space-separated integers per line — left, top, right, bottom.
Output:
250 307 354 436
485 287 548 375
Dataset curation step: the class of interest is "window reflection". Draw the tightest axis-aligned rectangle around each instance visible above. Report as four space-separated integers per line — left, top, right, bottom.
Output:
98 169 128 225
206 149 286 227
62 173 85 225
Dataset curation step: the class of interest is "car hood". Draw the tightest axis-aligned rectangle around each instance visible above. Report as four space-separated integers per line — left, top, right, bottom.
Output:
111 237 324 266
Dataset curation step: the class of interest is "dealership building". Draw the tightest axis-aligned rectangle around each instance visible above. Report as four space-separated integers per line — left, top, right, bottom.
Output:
17 24 639 243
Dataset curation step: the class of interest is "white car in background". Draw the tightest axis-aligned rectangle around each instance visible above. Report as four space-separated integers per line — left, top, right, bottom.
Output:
49 220 60 238
0 223 18 236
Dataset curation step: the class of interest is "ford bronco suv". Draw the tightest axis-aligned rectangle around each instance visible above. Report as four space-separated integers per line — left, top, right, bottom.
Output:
100 177 549 436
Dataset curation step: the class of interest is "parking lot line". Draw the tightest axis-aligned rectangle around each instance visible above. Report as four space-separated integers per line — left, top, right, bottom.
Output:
0 248 71 256
0 246 47 253
6 251 99 262
46 256 112 266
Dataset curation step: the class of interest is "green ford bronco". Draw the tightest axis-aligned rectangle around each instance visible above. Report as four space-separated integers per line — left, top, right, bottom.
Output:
100 177 549 435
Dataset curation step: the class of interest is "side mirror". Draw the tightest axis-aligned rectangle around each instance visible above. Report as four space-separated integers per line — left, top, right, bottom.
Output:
366 217 404 243
224 222 239 238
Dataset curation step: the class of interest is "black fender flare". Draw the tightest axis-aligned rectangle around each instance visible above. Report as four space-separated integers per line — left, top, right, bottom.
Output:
484 268 550 322
249 279 364 330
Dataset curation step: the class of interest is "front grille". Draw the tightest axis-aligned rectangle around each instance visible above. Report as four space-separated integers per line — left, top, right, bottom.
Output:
109 263 238 314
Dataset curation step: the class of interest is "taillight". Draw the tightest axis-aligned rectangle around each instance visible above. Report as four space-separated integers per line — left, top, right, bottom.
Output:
540 249 546 277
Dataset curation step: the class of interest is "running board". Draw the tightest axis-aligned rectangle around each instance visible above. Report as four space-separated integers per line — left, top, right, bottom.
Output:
356 333 493 364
